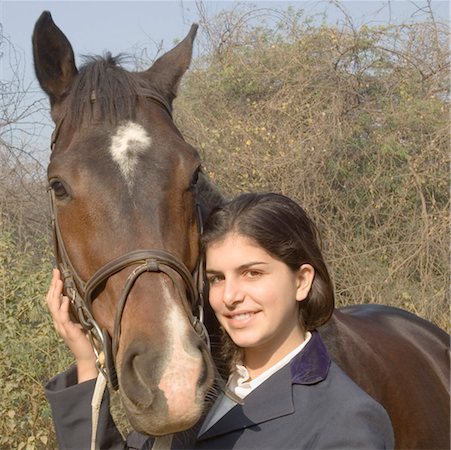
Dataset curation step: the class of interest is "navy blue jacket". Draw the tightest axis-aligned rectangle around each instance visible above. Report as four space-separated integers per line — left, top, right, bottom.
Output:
46 331 394 449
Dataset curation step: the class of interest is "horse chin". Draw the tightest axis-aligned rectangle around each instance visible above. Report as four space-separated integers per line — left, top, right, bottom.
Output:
117 334 214 436
119 369 209 436
122 391 205 436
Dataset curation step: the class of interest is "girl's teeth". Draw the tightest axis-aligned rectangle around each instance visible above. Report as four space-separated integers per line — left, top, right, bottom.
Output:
234 313 253 321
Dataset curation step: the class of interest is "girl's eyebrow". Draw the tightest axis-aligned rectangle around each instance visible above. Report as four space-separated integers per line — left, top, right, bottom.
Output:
206 261 268 274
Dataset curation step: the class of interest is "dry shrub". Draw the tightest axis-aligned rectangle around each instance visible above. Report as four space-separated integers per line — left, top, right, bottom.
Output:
176 6 449 330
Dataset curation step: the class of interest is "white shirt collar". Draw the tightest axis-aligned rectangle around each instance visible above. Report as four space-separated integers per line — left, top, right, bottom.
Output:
227 331 312 399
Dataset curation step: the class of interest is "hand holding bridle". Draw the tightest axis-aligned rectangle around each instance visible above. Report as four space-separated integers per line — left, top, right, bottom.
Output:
46 268 98 383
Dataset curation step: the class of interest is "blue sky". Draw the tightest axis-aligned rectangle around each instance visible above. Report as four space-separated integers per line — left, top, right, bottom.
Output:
3 1 449 83
1 1 449 158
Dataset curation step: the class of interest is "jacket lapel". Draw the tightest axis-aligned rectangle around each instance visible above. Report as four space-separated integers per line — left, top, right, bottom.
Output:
198 362 294 440
197 392 238 436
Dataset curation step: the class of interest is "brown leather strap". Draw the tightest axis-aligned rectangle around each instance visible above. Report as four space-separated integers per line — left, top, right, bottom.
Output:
84 249 196 307
50 89 172 153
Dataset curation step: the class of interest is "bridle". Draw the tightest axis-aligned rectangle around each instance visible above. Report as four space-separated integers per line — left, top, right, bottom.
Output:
47 90 209 390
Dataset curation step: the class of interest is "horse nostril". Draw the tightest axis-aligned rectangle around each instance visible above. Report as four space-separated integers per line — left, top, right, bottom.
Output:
120 339 162 406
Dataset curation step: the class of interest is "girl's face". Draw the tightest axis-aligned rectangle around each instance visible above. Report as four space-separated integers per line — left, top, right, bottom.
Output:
206 233 314 368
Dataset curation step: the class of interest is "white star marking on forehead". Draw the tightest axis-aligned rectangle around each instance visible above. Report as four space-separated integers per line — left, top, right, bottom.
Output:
110 122 151 187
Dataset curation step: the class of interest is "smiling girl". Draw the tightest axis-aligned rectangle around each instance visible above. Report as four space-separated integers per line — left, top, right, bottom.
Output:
44 192 394 449
203 193 332 381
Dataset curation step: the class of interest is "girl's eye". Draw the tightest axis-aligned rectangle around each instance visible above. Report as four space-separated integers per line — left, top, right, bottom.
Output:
207 274 223 285
244 270 261 279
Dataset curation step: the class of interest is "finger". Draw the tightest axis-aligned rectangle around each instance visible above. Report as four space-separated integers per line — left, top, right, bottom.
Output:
59 295 72 320
52 267 60 281
49 268 61 293
46 279 63 314
53 297 72 337
60 294 69 309
59 297 82 331
46 279 62 309
46 269 59 300
46 270 56 303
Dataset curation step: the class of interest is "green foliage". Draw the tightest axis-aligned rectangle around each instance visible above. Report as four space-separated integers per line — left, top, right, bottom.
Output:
0 218 72 449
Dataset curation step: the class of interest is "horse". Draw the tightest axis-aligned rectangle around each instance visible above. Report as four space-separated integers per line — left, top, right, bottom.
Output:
33 11 450 449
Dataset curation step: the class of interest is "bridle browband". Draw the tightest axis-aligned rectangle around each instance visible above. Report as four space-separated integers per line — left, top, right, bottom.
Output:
48 89 208 390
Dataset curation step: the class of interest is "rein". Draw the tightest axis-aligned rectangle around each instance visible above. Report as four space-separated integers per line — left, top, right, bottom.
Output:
48 89 208 391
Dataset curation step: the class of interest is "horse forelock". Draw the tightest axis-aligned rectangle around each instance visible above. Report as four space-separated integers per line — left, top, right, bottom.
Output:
66 53 140 127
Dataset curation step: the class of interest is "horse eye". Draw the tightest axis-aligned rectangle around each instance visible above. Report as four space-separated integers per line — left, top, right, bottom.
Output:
50 180 68 199
190 166 201 188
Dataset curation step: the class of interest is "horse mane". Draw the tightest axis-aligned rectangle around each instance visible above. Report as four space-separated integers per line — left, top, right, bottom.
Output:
197 170 225 218
66 53 141 126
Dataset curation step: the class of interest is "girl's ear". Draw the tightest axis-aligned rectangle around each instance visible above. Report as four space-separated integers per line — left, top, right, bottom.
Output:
295 264 315 302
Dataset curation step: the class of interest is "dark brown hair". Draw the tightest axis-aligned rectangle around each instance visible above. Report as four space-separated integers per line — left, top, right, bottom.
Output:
202 193 334 367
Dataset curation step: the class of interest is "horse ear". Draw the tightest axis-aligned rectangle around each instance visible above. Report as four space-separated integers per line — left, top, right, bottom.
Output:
146 23 198 103
32 11 78 106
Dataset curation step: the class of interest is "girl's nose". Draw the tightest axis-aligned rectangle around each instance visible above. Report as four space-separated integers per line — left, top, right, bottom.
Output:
222 278 244 307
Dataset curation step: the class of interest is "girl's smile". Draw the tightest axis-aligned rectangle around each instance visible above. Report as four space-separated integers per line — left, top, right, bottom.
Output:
225 310 260 328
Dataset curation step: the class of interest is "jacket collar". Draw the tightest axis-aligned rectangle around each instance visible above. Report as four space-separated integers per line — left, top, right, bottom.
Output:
290 330 331 384
198 358 294 440
198 331 331 440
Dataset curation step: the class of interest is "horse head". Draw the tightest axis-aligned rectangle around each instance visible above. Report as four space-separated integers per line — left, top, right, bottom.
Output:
33 11 218 435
